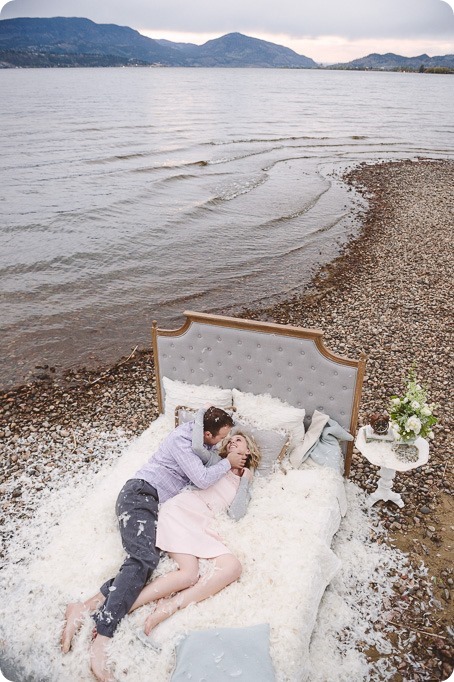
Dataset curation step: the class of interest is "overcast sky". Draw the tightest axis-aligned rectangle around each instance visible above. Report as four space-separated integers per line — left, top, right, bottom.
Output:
1 0 453 62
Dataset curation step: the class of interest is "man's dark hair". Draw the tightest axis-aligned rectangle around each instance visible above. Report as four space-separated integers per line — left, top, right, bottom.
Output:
203 407 234 436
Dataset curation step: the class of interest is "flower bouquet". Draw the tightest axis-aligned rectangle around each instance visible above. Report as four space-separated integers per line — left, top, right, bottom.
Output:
388 372 437 460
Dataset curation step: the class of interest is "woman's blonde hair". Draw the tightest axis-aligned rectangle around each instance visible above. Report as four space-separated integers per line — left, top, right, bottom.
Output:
218 429 261 470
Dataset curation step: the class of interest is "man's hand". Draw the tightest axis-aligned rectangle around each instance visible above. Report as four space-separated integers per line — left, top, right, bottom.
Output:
226 450 248 469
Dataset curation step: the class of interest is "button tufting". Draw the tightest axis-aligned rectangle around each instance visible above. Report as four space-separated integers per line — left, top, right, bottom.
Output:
329 396 334 401
320 381 325 386
288 362 293 367
257 343 261 348
197 334 202 338
189 345 193 350
298 377 303 381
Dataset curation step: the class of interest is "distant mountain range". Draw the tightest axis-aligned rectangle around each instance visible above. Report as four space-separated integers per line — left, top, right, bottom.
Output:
331 52 454 72
0 17 452 72
0 17 316 68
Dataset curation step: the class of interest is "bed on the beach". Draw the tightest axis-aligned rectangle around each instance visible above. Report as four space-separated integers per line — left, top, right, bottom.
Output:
0 311 366 682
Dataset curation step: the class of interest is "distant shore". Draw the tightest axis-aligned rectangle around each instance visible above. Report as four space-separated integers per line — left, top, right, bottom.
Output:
1 158 453 679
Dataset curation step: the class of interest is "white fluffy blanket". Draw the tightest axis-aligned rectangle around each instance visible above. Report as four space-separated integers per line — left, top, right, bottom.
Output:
0 415 395 682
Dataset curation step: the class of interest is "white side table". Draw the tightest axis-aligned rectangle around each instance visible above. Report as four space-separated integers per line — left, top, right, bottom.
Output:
355 426 429 508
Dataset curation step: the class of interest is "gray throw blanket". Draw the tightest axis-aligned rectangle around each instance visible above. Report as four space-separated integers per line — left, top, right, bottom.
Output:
306 418 353 471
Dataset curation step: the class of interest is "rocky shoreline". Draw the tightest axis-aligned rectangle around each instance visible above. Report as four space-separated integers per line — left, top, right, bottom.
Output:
1 158 453 681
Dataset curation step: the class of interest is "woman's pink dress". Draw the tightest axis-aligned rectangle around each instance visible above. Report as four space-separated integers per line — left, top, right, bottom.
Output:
156 471 240 558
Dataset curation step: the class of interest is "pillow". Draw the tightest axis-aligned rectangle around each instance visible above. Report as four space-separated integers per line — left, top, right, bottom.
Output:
232 388 305 448
175 405 236 428
163 377 233 415
232 424 289 477
171 623 276 682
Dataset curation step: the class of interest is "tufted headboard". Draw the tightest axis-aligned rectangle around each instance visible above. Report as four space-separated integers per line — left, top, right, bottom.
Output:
152 311 366 476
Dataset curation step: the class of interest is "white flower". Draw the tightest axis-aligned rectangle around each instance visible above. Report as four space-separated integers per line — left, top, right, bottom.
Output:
411 400 420 410
403 397 409 404
391 422 400 433
428 431 434 439
421 405 432 416
391 398 401 406
405 416 421 434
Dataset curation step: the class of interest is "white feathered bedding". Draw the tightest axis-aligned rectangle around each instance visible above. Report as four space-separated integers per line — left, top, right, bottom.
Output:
0 413 346 682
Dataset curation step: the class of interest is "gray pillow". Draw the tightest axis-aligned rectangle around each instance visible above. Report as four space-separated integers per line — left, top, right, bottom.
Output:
171 623 276 682
247 426 289 476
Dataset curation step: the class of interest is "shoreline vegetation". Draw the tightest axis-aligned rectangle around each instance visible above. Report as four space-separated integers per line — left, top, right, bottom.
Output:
1 158 453 679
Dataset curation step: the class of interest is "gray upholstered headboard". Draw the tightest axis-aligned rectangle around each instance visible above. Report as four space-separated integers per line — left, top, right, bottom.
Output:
152 311 366 476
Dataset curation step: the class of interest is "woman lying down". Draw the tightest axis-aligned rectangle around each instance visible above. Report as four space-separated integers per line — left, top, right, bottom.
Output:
62 430 261 651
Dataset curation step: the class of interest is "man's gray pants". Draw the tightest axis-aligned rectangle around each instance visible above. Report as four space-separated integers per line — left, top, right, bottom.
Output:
93 478 160 638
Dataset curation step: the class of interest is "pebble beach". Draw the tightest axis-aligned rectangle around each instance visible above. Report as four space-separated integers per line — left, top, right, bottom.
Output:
1 158 453 681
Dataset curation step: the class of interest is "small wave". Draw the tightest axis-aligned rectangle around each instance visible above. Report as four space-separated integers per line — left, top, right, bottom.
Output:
253 184 331 232
210 175 268 203
203 135 331 146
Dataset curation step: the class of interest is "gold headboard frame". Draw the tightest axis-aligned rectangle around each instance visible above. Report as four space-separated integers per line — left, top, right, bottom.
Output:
152 311 366 477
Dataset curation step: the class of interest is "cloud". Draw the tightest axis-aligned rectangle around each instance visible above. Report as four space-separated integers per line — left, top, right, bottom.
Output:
1 0 454 40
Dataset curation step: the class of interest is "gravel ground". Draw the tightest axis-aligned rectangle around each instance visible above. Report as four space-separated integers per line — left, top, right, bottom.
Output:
0 158 453 681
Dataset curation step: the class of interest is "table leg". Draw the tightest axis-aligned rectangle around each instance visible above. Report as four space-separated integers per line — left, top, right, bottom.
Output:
369 467 404 508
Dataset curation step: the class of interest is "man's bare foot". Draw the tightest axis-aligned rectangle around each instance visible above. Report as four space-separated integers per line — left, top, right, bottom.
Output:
90 634 114 682
61 602 87 653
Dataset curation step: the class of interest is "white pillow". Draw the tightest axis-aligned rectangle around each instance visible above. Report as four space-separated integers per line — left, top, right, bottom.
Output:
232 388 305 446
162 377 233 415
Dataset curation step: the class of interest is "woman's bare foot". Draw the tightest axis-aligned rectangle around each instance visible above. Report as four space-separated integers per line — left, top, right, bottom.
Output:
61 602 87 653
90 634 114 682
144 599 178 635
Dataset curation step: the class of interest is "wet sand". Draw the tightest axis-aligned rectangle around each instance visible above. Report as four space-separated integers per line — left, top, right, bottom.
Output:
1 158 453 680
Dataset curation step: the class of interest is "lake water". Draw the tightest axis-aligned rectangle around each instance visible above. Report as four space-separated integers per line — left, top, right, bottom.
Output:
1 67 453 388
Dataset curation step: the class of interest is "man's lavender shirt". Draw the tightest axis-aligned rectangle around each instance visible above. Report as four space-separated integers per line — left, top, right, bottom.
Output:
134 421 231 503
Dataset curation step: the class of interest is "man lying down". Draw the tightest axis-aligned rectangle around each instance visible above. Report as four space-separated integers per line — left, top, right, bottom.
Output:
61 406 260 682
